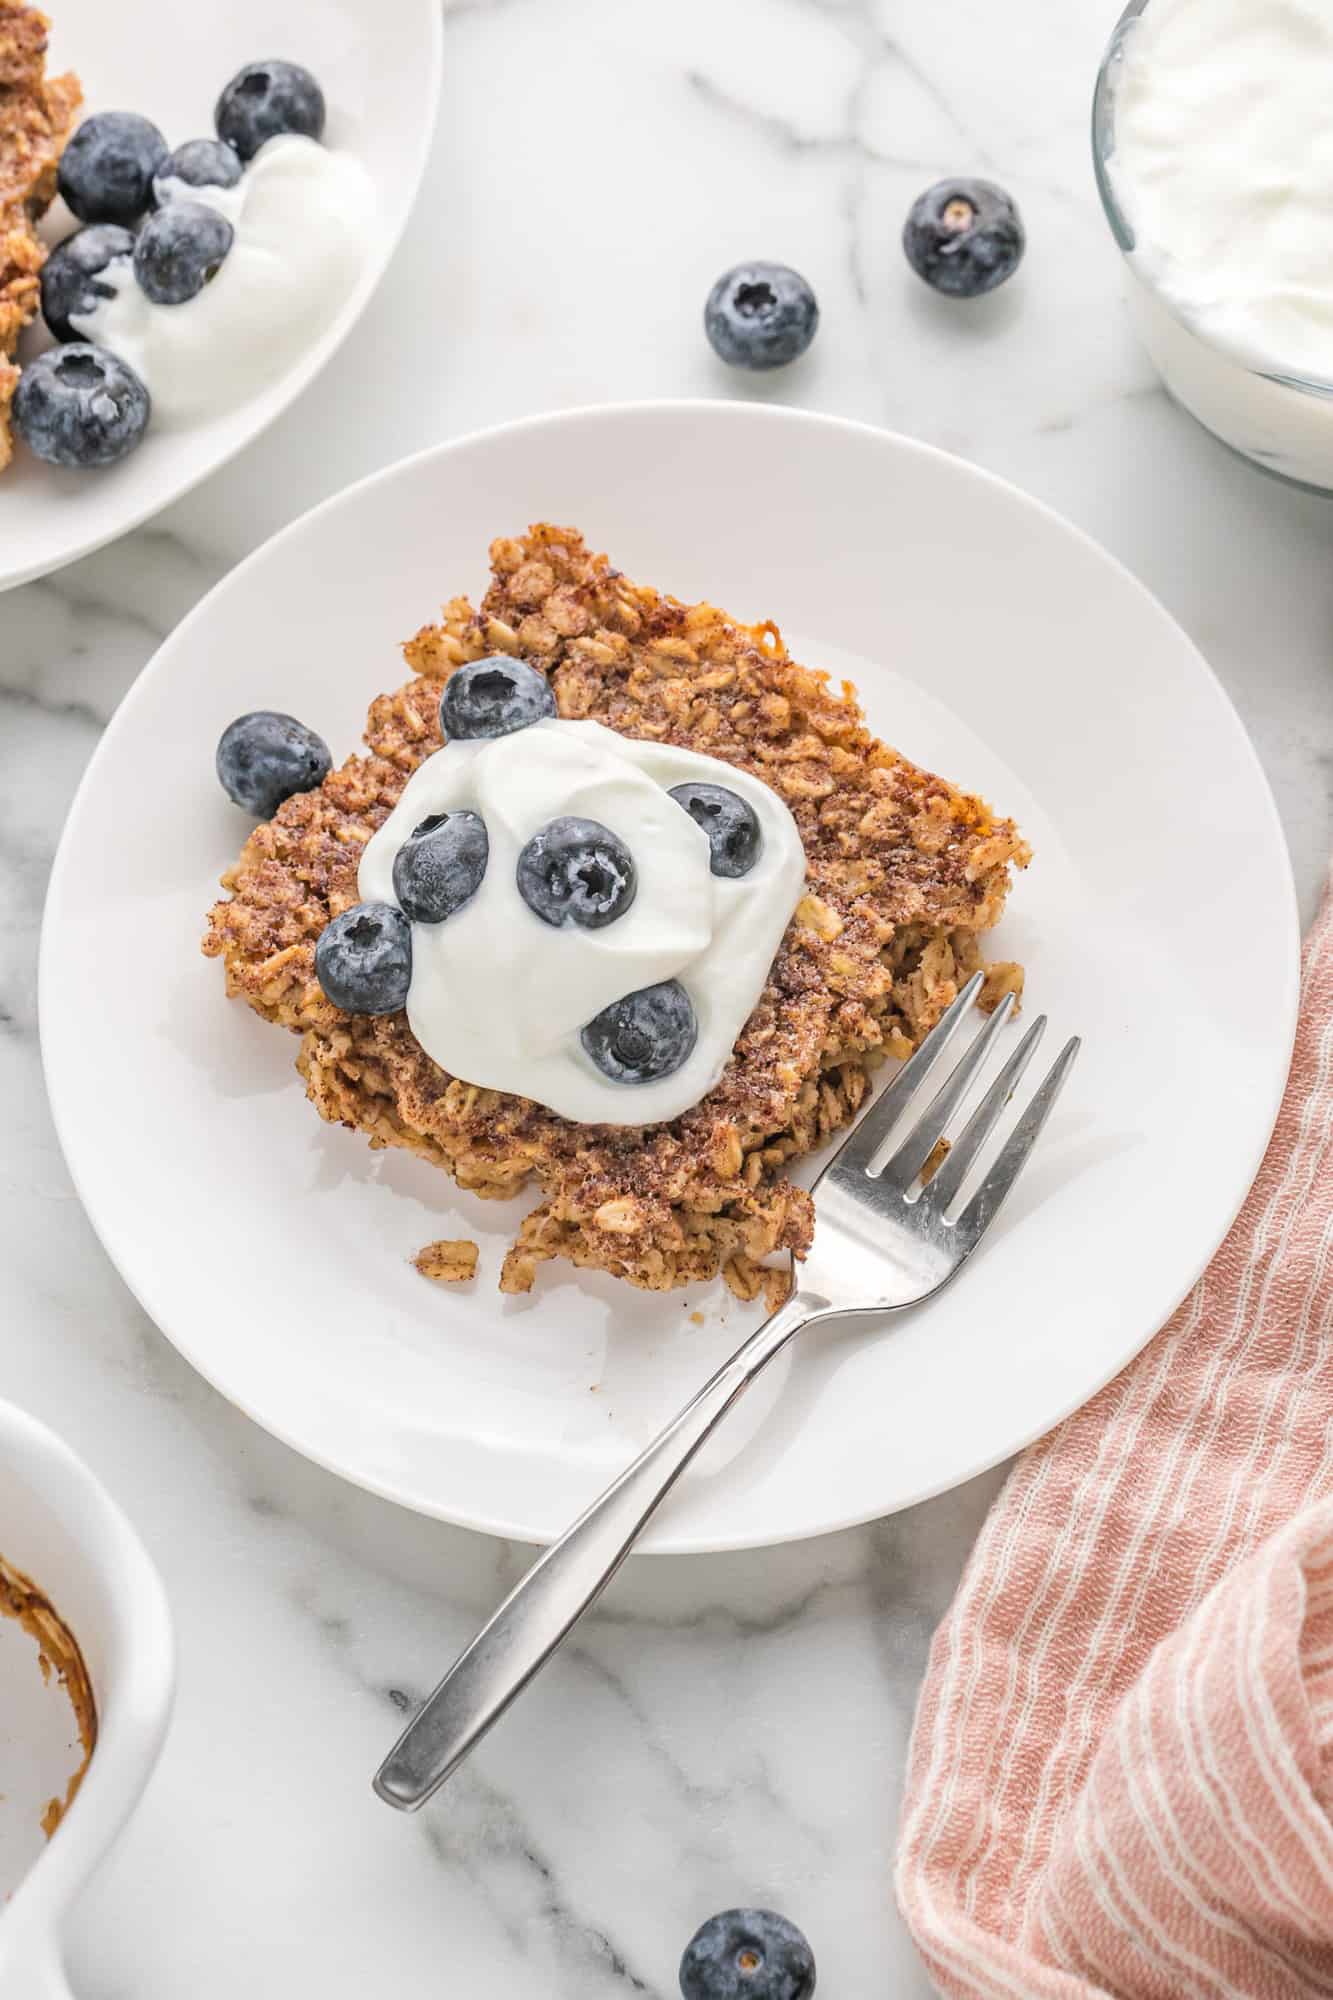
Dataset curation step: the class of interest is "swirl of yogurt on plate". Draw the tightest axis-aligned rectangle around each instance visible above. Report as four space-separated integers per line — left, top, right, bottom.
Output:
69 134 375 424
358 719 808 1125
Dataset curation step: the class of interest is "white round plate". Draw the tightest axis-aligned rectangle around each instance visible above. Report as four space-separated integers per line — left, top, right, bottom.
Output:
0 0 441 594
40 403 1299 1553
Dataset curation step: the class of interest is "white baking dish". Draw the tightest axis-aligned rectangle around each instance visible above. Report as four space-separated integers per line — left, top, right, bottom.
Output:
0 1400 173 1997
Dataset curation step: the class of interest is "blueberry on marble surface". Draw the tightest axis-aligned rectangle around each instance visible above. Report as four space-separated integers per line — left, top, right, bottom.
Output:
215 60 326 161
216 711 332 816
902 179 1025 298
668 782 761 878
153 138 243 203
57 111 168 226
679 1909 816 2000
40 224 134 340
517 817 636 930
393 810 489 924
704 262 818 370
13 344 149 468
134 201 234 305
315 903 412 1015
581 980 698 1086
439 657 557 741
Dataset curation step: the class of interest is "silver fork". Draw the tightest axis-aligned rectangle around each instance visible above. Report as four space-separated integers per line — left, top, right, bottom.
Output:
374 972 1079 1810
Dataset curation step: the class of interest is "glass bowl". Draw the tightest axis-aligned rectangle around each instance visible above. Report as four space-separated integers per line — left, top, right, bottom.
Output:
1093 0 1333 493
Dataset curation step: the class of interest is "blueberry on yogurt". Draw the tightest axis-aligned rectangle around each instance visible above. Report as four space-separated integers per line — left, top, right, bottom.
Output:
315 902 412 1015
57 111 168 226
439 657 557 742
393 810 489 924
153 137 243 204
902 179 1025 297
216 711 332 816
704 262 819 370
40 224 134 341
582 980 698 1087
669 782 761 878
215 60 326 161
133 201 234 305
12 343 149 468
517 817 636 930
678 1909 816 2000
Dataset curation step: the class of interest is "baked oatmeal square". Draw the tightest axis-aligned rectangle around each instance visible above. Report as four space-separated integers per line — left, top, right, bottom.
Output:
204 524 1029 1304
0 1 80 469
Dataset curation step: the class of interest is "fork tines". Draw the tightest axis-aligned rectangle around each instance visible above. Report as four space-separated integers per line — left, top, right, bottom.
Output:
828 971 1079 1240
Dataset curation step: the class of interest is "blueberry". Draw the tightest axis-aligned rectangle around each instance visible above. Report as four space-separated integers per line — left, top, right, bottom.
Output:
215 60 325 162
216 711 332 816
153 138 243 204
133 201 234 305
439 657 557 742
704 263 819 371
13 344 149 469
582 980 697 1087
315 902 412 1016
669 782 761 879
40 224 134 341
679 1909 816 2000
392 810 489 924
57 111 167 226
517 817 636 931
902 179 1025 298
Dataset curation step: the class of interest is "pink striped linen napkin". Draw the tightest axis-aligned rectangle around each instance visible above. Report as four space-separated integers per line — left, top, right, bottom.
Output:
896 871 1333 2000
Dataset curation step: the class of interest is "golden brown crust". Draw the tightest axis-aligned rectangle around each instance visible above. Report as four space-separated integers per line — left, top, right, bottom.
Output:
0 2 81 470
204 526 1030 1300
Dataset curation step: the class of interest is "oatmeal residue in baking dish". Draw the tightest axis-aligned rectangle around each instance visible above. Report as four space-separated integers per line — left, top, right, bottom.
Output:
0 1551 96 1840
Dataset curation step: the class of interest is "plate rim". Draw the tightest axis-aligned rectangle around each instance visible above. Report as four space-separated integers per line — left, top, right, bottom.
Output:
0 0 445 597
38 398 1302 1552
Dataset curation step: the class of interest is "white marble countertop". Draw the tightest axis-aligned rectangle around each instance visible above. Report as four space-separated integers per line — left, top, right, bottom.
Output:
3 0 1330 1993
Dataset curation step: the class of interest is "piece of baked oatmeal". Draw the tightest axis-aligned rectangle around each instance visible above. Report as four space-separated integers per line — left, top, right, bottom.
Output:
0 1 80 471
204 526 1030 1304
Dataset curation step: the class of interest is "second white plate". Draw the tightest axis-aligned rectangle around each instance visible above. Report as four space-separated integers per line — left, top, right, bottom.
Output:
40 402 1299 1551
0 0 441 593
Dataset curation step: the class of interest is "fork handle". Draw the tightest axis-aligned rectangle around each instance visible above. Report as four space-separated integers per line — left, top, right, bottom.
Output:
374 1287 825 1809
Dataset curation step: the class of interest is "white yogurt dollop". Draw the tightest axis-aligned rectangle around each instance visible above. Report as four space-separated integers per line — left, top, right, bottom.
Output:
358 720 808 1126
71 134 375 424
1106 0 1333 484
1110 0 1333 380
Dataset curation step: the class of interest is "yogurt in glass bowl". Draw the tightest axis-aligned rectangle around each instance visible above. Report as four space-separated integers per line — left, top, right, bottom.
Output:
1093 0 1333 490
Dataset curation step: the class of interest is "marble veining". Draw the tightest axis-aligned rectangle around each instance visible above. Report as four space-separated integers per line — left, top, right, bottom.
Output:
1 0 1329 1992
